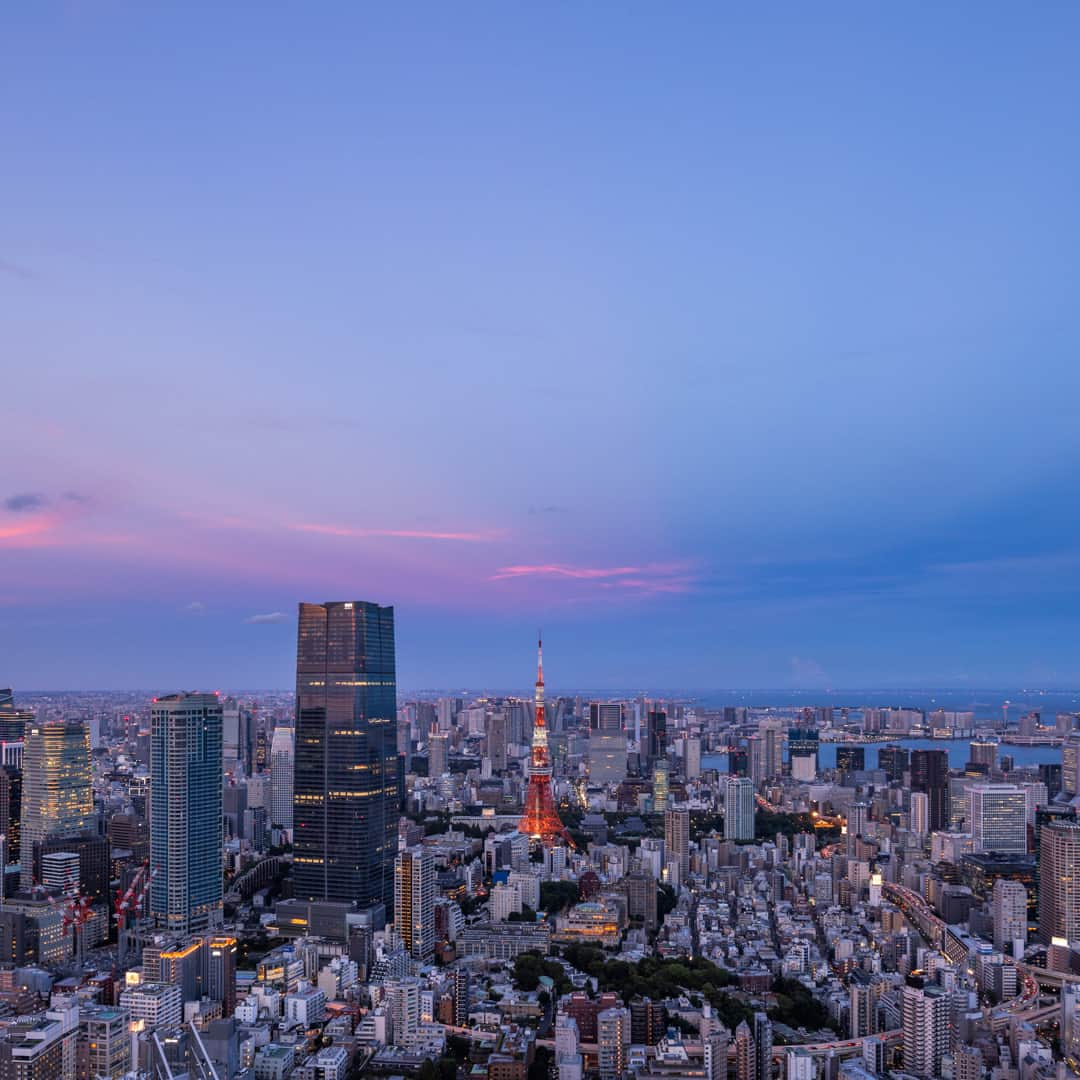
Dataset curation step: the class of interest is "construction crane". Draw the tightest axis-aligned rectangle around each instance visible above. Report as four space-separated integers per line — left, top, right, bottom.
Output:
114 861 156 966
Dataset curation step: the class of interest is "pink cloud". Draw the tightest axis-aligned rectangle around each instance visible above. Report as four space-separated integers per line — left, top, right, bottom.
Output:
0 512 58 545
293 523 500 542
490 562 698 594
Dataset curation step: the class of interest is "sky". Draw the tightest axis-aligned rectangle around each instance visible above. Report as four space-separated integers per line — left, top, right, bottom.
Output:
4 4 1080 691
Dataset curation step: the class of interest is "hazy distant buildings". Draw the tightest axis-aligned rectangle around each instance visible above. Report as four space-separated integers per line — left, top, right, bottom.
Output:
150 693 223 933
293 601 398 908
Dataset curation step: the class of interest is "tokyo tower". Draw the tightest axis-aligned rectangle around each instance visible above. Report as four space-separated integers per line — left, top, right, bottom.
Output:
518 636 574 848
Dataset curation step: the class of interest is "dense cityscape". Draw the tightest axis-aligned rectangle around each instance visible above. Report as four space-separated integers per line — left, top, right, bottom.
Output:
0 602 1077 1079
8 5 1080 1080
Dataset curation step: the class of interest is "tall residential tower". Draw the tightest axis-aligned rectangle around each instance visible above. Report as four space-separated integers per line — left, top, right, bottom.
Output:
150 693 224 933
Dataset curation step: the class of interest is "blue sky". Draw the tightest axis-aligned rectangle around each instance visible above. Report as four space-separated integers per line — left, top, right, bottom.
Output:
4 4 1080 689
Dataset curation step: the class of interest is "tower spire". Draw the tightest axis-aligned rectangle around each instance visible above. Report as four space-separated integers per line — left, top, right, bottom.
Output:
518 635 573 849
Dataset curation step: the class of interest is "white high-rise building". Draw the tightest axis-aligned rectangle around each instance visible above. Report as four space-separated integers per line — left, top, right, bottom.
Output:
992 878 1027 955
970 784 1027 853
270 725 295 832
724 776 755 842
491 883 522 922
394 847 435 960
901 984 949 1078
910 791 929 838
385 978 421 1046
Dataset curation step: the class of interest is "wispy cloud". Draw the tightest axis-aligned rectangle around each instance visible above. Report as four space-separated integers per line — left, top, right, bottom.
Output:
0 258 33 281
293 523 499 542
0 513 57 543
184 601 206 614
245 611 289 625
491 562 697 594
4 493 47 512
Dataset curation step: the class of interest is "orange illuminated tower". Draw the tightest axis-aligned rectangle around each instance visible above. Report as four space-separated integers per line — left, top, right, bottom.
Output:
519 637 574 848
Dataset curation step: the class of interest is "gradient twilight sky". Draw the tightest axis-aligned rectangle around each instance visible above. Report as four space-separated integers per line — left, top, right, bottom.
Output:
5 4 1080 690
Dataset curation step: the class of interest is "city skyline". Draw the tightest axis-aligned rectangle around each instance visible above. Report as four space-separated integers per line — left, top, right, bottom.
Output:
6 6 1080 689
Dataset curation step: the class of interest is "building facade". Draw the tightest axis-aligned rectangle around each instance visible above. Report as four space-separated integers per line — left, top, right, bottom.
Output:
293 601 398 908
150 693 224 933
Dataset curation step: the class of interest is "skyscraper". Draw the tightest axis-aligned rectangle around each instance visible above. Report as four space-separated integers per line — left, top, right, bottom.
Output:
878 745 909 783
724 776 755 841
970 740 998 770
1039 820 1080 945
970 783 1027 853
0 689 32 744
395 846 435 961
150 693 223 933
911 750 950 832
429 730 449 778
910 792 929 838
293 601 398 908
20 720 93 890
992 878 1027 955
901 983 949 1078
270 726 295 832
590 703 623 731
836 746 865 774
664 809 690 879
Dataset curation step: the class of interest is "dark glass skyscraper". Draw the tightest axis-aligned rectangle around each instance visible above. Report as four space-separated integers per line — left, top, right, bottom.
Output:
911 749 950 832
293 601 397 908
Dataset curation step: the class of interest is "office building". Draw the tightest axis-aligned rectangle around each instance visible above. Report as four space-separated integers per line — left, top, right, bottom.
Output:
488 711 508 773
878 745 909 783
20 720 92 889
910 792 929 838
589 732 627 786
429 730 448 778
970 784 1027 854
150 693 224 933
1039 820 1080 945
836 746 865 774
911 750 950 832
293 601 398 907
395 846 435 961
970 740 998 770
664 809 690 879
0 765 21 865
684 736 702 779
590 703 622 732
788 728 819 781
270 726 295 831
0 690 32 744
724 776 755 842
